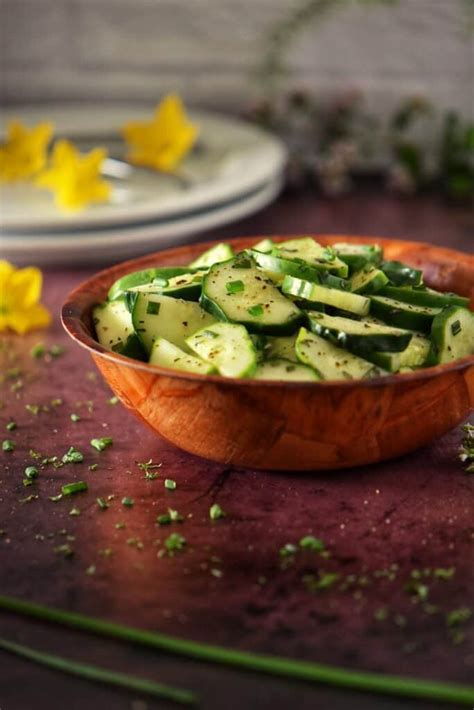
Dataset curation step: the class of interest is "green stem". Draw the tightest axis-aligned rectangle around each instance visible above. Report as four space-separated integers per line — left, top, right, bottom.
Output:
1 594 473 705
0 636 196 705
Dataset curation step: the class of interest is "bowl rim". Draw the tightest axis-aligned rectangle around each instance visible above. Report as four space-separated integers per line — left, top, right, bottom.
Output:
61 234 474 390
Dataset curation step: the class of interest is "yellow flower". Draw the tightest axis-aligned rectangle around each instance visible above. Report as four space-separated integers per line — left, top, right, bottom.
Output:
0 120 54 182
36 140 111 211
0 261 51 335
122 94 198 172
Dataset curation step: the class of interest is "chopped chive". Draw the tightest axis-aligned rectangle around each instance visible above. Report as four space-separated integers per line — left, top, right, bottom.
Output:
164 532 186 554
50 398 62 408
0 595 472 706
209 503 225 520
6 421 16 431
23 479 33 487
25 404 40 415
49 345 64 358
446 608 471 627
121 497 134 508
164 479 176 491
24 466 39 480
225 280 245 294
299 535 325 552
49 494 63 503
168 508 182 522
30 343 46 359
157 513 171 526
144 471 159 480
90 437 113 452
70 413 81 423
96 498 109 510
0 636 196 705
89 463 98 471
108 396 119 405
61 481 88 496
69 507 81 517
279 543 297 557
62 447 84 464
54 544 74 558
247 304 264 317
2 439 15 452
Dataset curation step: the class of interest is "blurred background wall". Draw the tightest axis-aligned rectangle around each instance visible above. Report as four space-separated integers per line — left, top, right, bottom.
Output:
1 0 472 120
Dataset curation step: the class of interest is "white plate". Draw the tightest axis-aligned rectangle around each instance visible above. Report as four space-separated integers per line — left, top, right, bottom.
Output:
1 175 283 266
0 104 286 232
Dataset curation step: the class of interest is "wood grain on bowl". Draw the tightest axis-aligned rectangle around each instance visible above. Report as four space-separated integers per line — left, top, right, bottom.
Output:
62 235 474 470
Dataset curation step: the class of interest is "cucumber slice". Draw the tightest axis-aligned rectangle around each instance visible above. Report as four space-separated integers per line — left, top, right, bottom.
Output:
275 238 349 278
263 335 298 362
186 322 257 378
130 293 215 353
108 267 192 301
149 337 216 374
93 300 145 359
296 328 384 381
379 285 469 309
282 275 370 316
201 255 302 335
189 242 234 269
363 334 430 372
129 270 206 301
381 261 423 287
254 358 319 382
307 311 412 353
426 306 474 365
252 238 276 253
250 250 321 283
333 243 383 271
370 295 440 332
349 267 389 295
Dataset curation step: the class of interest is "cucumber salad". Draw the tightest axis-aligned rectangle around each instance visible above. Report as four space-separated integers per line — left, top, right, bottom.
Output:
93 238 474 382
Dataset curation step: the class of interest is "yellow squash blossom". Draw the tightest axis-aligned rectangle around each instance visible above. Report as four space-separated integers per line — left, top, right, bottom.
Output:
0 120 54 182
122 94 198 172
36 140 111 211
0 261 51 334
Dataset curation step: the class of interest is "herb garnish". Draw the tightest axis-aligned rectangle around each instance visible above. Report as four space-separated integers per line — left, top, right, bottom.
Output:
247 305 264 317
90 437 113 452
62 447 84 464
164 532 186 555
30 343 46 359
96 498 109 510
299 535 325 552
62 481 88 496
49 344 64 358
225 280 245 294
209 503 225 520
2 439 15 452
121 497 134 508
6 421 16 431
70 413 81 423
164 479 176 490
24 466 38 480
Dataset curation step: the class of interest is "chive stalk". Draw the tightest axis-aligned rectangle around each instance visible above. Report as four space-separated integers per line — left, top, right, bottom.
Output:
0 595 472 705
0 636 195 705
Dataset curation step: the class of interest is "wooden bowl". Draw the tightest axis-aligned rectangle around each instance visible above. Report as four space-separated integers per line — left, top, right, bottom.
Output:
62 235 474 471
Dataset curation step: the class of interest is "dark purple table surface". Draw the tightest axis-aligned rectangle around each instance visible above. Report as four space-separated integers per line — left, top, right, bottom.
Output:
1 191 473 710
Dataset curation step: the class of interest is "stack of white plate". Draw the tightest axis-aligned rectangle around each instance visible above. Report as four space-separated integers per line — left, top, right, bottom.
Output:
0 104 287 265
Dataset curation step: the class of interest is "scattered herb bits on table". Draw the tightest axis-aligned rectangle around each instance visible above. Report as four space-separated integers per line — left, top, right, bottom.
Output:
93 239 474 381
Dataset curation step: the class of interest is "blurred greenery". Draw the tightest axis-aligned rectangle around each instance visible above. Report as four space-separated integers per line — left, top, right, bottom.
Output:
252 0 473 200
